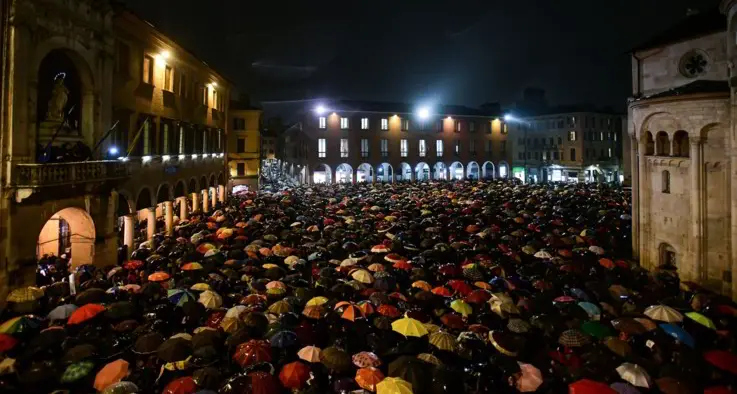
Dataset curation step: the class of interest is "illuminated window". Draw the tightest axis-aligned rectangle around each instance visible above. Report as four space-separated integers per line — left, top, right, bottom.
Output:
212 90 218 110
361 139 369 158
340 117 349 130
340 138 349 157
568 131 576 141
202 85 209 106
361 118 369 130
318 138 326 158
178 126 185 154
400 139 408 157
600 132 604 141
142 55 153 84
401 119 409 131
419 139 426 157
608 148 612 158
381 139 388 157
162 123 170 154
542 151 547 160
381 118 388 130
502 123 508 134
142 120 151 155
436 139 443 156
164 65 173 91
318 117 326 129
456 121 462 133
454 140 460 154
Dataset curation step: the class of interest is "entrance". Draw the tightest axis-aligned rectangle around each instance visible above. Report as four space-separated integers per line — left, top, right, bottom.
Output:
37 207 96 269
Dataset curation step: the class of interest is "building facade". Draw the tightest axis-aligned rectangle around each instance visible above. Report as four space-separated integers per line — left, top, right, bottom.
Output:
629 5 735 297
294 101 513 184
510 112 625 183
0 0 230 300
227 101 261 190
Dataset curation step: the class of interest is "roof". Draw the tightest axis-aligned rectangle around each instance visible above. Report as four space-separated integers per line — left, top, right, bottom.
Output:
634 79 729 101
514 105 624 118
327 100 502 117
632 9 725 52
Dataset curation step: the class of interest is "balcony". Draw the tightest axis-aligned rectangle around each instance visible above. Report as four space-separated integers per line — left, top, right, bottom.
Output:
14 160 131 188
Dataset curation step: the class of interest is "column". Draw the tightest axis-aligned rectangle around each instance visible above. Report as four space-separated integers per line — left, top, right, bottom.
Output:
202 189 209 213
630 134 640 259
123 214 135 258
146 207 156 241
218 185 226 203
178 197 188 221
637 137 649 268
191 192 199 213
164 201 174 236
690 136 704 282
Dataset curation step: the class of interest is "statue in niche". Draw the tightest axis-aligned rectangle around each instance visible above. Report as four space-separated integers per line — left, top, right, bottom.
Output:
46 73 69 122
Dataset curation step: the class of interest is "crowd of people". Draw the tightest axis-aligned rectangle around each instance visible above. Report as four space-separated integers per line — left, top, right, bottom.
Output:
1 180 736 394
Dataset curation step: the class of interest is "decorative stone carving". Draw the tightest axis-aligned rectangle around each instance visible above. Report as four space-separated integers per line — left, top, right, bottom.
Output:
46 75 69 122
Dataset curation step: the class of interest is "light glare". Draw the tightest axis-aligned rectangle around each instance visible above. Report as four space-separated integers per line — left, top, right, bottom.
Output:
417 107 430 120
315 105 327 115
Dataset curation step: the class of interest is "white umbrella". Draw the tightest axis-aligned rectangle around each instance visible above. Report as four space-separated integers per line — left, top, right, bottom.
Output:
644 305 683 323
225 305 246 319
588 245 605 255
534 250 553 259
616 362 652 388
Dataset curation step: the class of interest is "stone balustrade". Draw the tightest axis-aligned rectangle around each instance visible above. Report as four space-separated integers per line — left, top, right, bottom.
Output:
14 161 131 187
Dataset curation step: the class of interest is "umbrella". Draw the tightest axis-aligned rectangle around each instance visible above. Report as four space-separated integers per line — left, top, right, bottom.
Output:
516 362 543 392
604 337 632 358
60 360 95 383
199 290 223 309
659 323 695 348
0 334 17 352
94 359 129 392
655 377 693 394
581 321 613 339
353 351 381 368
297 346 321 363
6 286 44 303
450 299 473 317
429 331 458 352
569 379 617 394
610 382 641 394
356 367 385 392
168 289 197 306
616 363 652 388
703 350 737 374
279 361 310 390
392 317 429 337
68 303 105 324
684 311 716 329
558 329 590 347
321 346 352 372
644 305 683 323
48 304 78 320
611 318 647 335
101 381 139 394
233 340 272 367
377 377 413 394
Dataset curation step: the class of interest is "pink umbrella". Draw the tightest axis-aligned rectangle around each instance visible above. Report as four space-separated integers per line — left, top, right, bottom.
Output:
516 362 543 392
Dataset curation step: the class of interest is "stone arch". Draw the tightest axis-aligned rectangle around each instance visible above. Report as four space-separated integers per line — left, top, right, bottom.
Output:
313 163 332 184
188 178 198 194
655 131 670 156
209 173 216 187
672 130 689 157
466 161 480 180
376 163 393 182
449 161 464 180
156 183 173 203
415 162 430 181
174 180 187 198
434 162 447 180
336 163 354 183
482 161 495 179
639 111 687 141
200 176 208 191
643 131 655 155
116 189 135 216
136 187 154 210
658 242 677 268
398 162 412 181
37 207 96 269
217 172 225 186
356 163 373 183
498 161 509 178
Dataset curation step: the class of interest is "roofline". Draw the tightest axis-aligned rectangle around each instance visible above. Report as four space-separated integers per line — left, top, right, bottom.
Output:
628 91 729 109
631 30 725 54
313 108 504 119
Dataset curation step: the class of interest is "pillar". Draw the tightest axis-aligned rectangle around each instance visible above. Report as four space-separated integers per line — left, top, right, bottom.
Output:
202 189 209 213
630 134 640 259
146 207 156 241
637 137 649 268
164 201 174 236
191 192 199 213
690 136 704 282
178 197 188 221
218 185 226 203
123 214 135 258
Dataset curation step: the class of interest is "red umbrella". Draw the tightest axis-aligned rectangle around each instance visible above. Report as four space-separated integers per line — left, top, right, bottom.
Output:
438 264 461 277
279 361 311 389
447 280 472 296
162 377 197 394
569 379 617 394
123 260 144 270
432 286 452 297
377 305 400 318
704 350 737 374
0 334 18 352
249 371 280 394
233 340 272 368
441 313 465 330
68 304 106 325
465 289 491 304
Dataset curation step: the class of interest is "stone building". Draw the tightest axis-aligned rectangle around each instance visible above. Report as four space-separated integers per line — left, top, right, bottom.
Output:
292 100 513 184
227 101 262 190
510 110 626 183
0 0 230 299
629 5 736 297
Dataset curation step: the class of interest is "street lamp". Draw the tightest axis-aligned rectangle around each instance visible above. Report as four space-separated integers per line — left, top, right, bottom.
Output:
417 107 430 120
108 146 119 156
314 105 327 115
504 114 515 122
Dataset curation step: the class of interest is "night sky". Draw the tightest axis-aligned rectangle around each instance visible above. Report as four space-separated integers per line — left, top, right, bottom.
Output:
127 0 719 114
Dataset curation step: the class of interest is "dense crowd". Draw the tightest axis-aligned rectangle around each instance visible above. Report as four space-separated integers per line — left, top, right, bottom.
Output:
1 180 736 394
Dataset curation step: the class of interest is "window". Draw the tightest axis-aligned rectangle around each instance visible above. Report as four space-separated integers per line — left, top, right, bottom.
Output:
557 137 562 145
233 118 245 130
608 148 612 158
340 117 349 129
456 121 462 133
502 124 508 134
340 138 349 157
400 139 408 157
164 65 173 91
600 132 604 141
419 139 427 157
381 139 389 157
178 126 185 154
162 123 170 154
142 55 154 84
534 152 539 160
202 129 208 153
614 132 618 142
469 139 476 154
553 151 559 160
202 85 209 106
436 120 443 132
518 138 524 145
486 140 492 153
236 138 245 153
570 148 576 161
318 138 326 158
662 170 670 193
381 118 389 131
469 122 476 133
237 163 245 176
212 90 219 110
115 41 130 76
142 120 151 155
542 151 547 160
361 138 369 158
318 117 327 129
436 140 443 157
454 140 460 155
401 119 409 131
180 73 187 98
568 131 577 141
361 117 369 130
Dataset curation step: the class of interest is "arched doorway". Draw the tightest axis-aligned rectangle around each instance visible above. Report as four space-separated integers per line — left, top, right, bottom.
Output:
377 163 393 182
415 162 430 181
313 164 332 184
398 162 412 181
498 161 509 178
356 163 373 183
336 163 353 183
434 162 446 180
482 161 495 179
449 162 464 180
37 207 96 269
467 161 480 180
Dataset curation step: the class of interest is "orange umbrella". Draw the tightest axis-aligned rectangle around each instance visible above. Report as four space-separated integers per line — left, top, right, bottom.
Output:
432 287 452 297
93 359 129 391
297 346 321 363
357 301 375 316
279 361 311 390
148 271 170 282
68 304 106 325
377 304 400 318
341 305 364 322
411 281 432 291
356 367 384 392
302 305 325 319
334 301 352 310
598 258 615 269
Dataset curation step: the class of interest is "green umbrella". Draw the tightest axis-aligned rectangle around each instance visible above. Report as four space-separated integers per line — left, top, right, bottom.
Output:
581 321 613 339
60 360 95 383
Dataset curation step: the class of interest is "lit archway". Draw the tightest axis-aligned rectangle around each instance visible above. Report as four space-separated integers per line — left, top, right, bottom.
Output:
434 162 446 180
398 162 412 181
415 162 430 181
357 163 373 183
336 163 354 183
313 163 332 184
498 161 509 178
377 163 393 182
466 161 480 180
449 161 464 180
482 161 495 179
37 207 96 270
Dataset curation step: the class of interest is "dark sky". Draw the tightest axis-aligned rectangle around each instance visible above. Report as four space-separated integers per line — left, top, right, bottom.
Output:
127 0 718 114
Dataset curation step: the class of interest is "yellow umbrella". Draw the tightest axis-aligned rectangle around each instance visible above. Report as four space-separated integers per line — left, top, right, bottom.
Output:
306 296 329 307
490 300 519 318
268 300 292 314
6 287 44 303
411 281 432 291
220 317 244 334
351 269 374 284
298 346 321 363
391 317 428 337
198 290 222 309
429 331 458 352
685 312 716 329
450 300 473 317
190 283 211 291
423 323 441 334
377 377 413 394
417 353 442 366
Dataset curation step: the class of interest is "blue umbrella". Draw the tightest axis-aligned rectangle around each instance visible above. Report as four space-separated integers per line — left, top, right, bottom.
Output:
570 288 591 302
659 323 695 348
167 289 196 306
48 304 78 321
269 330 298 348
578 302 601 320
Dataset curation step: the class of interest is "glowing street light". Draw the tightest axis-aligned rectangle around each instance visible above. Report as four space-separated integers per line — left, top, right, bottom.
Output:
417 107 431 120
161 51 170 59
314 105 327 115
108 146 119 156
503 114 516 122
